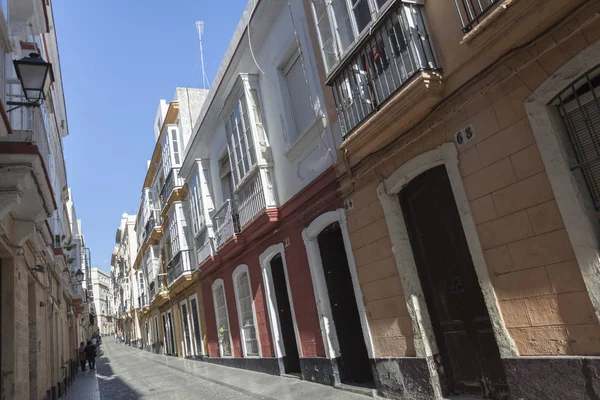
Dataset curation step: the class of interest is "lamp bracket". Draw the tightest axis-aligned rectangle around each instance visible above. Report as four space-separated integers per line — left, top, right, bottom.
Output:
6 101 41 113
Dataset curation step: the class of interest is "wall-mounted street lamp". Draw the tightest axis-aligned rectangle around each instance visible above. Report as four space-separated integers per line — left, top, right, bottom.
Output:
75 269 84 284
8 53 54 112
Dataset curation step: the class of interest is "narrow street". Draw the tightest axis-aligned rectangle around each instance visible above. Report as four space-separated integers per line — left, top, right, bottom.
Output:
67 341 370 399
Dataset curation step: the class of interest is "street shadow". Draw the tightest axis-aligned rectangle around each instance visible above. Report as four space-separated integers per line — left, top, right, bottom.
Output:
96 351 142 399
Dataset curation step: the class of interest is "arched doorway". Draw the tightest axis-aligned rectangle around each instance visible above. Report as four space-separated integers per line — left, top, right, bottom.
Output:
399 165 507 398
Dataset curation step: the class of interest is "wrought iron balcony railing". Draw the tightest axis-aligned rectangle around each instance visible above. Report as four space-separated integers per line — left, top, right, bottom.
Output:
330 2 438 138
212 200 240 248
159 168 184 207
166 250 192 285
195 227 214 266
454 0 502 33
143 210 160 243
237 168 267 228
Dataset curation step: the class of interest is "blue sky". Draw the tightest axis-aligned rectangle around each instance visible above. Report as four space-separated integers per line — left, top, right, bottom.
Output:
54 0 249 273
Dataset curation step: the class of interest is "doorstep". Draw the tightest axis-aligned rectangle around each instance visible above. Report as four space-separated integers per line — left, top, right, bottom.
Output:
334 383 377 397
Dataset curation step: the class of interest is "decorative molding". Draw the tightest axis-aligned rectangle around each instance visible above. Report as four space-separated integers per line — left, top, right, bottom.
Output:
302 209 375 359
377 142 516 361
525 39 600 324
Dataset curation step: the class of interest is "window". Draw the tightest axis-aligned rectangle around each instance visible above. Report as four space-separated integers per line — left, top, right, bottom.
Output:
189 295 204 356
312 0 338 71
189 172 202 235
180 301 193 356
311 0 388 74
219 153 234 202
162 133 172 176
232 265 260 357
212 279 232 357
169 210 180 257
226 94 257 185
555 67 600 210
170 127 181 165
283 50 316 143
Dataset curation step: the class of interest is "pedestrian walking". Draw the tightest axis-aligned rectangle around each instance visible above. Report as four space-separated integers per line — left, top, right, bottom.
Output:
78 342 86 371
91 334 98 346
85 340 97 370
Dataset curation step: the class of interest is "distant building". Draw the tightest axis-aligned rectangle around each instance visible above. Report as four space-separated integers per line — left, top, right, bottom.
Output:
90 268 111 335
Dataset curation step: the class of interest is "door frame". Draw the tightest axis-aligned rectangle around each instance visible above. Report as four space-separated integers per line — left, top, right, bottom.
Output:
232 264 262 357
179 299 192 356
302 210 375 359
188 293 205 356
376 143 516 381
258 243 303 359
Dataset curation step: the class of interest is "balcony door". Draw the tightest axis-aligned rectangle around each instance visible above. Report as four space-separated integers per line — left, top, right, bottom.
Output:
399 166 508 398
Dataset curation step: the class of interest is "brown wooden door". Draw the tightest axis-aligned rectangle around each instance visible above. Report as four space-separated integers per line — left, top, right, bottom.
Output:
399 166 508 398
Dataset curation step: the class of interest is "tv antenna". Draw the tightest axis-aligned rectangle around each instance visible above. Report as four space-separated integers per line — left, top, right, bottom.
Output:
196 21 209 89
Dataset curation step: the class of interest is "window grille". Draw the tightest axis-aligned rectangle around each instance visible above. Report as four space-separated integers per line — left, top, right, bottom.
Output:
554 65 600 210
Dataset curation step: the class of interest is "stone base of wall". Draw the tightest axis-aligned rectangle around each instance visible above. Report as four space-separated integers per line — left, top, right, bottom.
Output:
202 356 282 375
300 357 340 386
372 357 436 400
504 357 600 399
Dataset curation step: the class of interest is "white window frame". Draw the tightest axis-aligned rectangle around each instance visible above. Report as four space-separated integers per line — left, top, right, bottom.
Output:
179 299 193 357
188 293 204 356
212 279 233 357
280 47 318 146
168 126 182 167
232 264 261 357
311 0 393 74
168 209 180 257
189 170 202 236
221 75 265 190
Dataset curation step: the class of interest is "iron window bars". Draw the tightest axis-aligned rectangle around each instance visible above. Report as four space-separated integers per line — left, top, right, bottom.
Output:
454 0 502 34
553 64 600 210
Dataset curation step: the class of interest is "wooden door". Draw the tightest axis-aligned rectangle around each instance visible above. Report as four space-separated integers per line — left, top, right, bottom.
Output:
318 223 374 385
271 255 301 373
400 165 508 398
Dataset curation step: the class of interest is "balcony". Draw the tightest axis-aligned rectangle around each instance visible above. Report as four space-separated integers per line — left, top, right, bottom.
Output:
236 167 274 229
159 168 184 207
166 250 192 286
329 2 439 138
454 0 502 33
195 227 214 266
0 97 56 221
212 200 239 248
143 210 161 243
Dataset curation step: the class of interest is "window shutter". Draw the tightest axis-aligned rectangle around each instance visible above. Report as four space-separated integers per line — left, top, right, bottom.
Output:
285 54 315 142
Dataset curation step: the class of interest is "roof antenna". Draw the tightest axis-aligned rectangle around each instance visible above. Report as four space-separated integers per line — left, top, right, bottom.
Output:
195 21 209 89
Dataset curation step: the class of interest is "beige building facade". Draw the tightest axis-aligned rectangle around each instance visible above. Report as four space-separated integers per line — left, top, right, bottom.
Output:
0 1 88 399
304 0 600 398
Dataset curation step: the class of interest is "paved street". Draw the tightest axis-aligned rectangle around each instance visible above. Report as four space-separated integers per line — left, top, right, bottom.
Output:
67 341 370 399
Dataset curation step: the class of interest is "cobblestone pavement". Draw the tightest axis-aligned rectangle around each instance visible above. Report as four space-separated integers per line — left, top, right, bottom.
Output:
96 341 370 399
